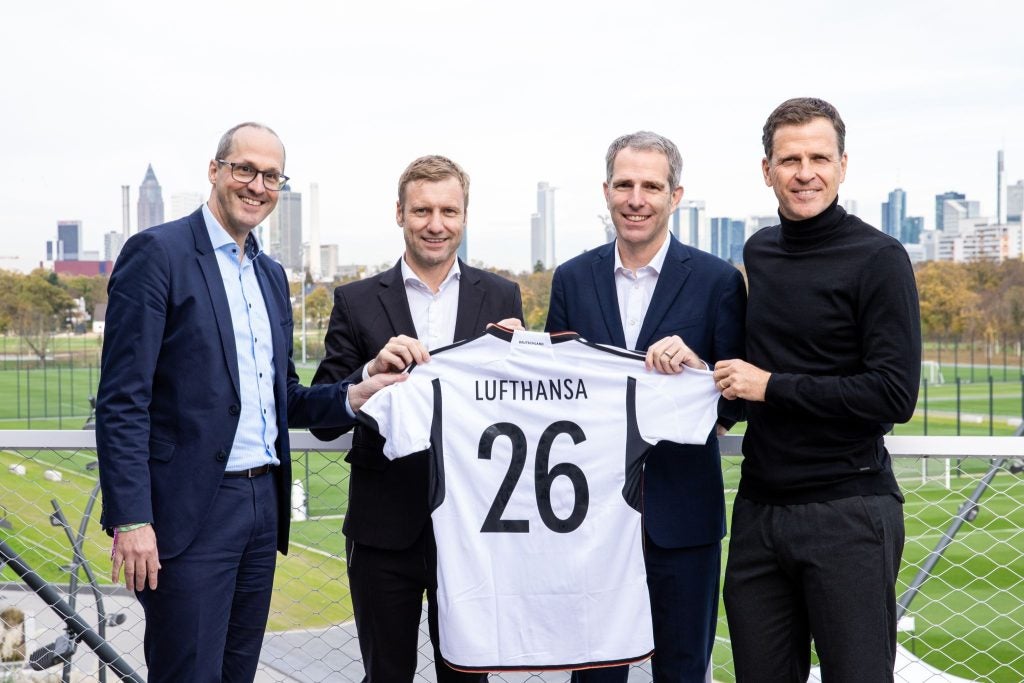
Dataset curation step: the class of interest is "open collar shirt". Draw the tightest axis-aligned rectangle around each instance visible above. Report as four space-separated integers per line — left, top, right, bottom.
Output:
202 203 279 471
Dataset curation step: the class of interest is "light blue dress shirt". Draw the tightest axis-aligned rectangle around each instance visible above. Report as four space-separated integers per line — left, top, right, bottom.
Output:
202 204 279 470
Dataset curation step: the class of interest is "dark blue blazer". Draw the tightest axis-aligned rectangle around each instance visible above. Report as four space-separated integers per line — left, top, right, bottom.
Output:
96 208 352 559
545 236 746 547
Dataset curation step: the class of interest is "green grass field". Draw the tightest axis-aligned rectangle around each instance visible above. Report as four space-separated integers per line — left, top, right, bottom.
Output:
3 355 1024 678
3 446 1023 679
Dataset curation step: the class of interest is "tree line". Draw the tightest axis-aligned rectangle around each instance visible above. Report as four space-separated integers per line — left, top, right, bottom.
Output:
4 259 1021 363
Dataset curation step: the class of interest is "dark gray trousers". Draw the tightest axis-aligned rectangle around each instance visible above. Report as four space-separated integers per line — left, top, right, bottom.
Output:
724 494 904 683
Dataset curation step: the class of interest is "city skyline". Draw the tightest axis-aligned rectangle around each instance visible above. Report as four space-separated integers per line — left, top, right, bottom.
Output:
2 1 1022 273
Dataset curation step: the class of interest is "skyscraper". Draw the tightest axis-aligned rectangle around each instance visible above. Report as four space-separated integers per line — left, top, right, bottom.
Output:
935 191 965 232
709 217 745 263
137 164 165 232
104 231 125 262
268 184 302 272
457 226 468 263
1008 180 1024 223
671 200 706 250
882 188 906 240
121 185 131 238
997 150 1007 225
903 216 923 245
57 220 82 260
309 182 321 280
530 213 545 270
530 182 556 269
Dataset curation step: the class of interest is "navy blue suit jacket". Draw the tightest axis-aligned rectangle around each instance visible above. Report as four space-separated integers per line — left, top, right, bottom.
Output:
96 208 352 559
545 236 746 547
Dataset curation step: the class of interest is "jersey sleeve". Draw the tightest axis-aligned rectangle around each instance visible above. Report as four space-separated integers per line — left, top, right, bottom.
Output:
634 367 719 446
356 370 436 459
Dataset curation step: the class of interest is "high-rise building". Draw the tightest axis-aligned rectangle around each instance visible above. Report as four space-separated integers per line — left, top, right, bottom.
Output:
104 231 125 262
137 164 165 232
530 213 545 270
530 182 556 269
168 192 205 221
997 150 1007 225
903 216 924 245
671 200 706 250
309 183 321 280
842 199 859 216
710 217 745 263
941 199 982 234
320 244 339 280
268 184 302 272
882 189 906 240
57 220 82 261
935 191 965 232
1008 180 1024 223
121 185 131 238
458 226 468 263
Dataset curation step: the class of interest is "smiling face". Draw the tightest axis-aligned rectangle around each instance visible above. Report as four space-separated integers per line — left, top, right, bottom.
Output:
397 176 466 283
762 117 847 221
604 147 683 268
207 125 285 245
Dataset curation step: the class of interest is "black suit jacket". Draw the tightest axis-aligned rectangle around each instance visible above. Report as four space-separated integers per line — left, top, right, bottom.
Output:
312 258 523 549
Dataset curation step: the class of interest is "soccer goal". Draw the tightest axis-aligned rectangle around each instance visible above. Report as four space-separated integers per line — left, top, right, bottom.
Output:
921 360 943 385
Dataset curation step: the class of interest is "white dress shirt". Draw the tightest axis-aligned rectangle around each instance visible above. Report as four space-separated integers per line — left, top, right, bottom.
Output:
614 234 671 352
401 257 461 350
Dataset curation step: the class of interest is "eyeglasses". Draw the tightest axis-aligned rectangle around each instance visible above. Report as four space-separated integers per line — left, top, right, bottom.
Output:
216 160 290 191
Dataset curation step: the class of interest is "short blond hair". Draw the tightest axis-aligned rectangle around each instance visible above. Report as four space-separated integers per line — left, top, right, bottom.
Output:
397 155 470 211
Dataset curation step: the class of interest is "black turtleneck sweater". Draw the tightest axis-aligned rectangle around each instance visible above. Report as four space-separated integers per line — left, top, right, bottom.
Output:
740 199 921 504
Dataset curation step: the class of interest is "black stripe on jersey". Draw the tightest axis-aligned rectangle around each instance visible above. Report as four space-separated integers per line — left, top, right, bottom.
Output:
484 325 581 344
441 647 654 673
576 336 648 361
622 376 646 512
428 378 446 513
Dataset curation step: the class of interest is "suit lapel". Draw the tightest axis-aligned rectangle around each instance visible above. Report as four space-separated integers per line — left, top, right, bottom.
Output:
191 211 241 400
378 261 418 337
636 238 691 351
591 245 627 348
454 260 485 340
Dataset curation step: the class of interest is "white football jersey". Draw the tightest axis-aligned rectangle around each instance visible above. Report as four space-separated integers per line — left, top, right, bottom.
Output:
358 327 719 672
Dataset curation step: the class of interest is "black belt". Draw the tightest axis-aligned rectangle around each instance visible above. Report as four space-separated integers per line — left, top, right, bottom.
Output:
223 464 274 478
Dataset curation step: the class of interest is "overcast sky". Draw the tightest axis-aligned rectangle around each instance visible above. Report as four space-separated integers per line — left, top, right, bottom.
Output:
2 0 1022 273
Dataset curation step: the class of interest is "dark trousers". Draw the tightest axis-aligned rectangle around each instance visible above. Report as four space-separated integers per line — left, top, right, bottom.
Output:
571 539 720 683
138 473 279 683
346 526 487 683
724 494 905 683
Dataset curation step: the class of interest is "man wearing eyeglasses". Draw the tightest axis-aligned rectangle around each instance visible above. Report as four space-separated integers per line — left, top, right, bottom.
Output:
96 122 402 683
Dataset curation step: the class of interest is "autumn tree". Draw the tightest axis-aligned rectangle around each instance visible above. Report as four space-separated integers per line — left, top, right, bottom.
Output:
304 286 333 331
915 261 977 342
0 269 75 360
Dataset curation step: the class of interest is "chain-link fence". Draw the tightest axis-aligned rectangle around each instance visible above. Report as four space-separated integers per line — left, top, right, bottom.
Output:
1 432 1022 682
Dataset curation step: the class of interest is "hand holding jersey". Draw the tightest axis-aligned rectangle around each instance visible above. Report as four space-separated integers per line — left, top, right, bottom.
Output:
357 328 720 672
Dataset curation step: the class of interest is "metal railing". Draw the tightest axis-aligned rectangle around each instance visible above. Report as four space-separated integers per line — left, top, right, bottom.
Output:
2 432 1023 682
